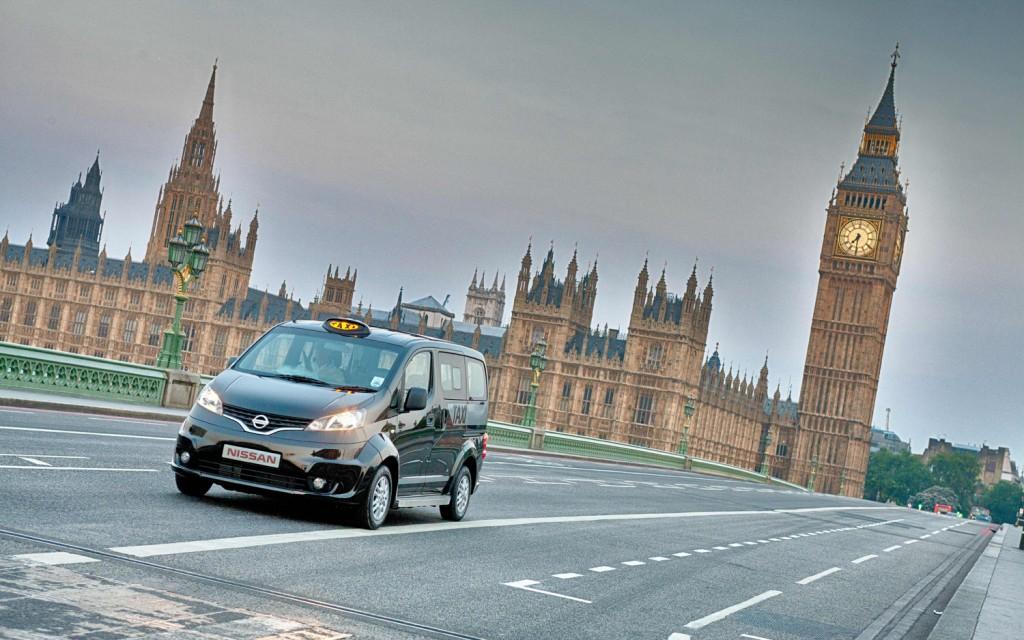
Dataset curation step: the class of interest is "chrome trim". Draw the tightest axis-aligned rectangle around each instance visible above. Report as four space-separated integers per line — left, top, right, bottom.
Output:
397 474 449 486
222 412 305 436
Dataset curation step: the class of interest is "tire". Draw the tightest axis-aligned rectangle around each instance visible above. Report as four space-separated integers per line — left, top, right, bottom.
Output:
440 466 473 521
175 473 212 497
355 465 393 530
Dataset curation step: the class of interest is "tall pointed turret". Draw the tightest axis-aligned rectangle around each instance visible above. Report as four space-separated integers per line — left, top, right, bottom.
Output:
199 62 217 123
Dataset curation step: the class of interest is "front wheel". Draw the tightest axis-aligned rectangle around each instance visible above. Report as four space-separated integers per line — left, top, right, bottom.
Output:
440 466 472 521
175 473 212 497
355 466 393 530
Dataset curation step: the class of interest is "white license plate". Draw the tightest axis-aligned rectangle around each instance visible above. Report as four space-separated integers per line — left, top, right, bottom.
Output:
222 444 281 468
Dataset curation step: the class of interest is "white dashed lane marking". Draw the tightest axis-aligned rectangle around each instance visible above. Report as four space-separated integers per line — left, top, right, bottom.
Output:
622 560 646 566
796 566 841 585
883 545 902 552
589 566 615 573
851 554 878 564
552 572 583 579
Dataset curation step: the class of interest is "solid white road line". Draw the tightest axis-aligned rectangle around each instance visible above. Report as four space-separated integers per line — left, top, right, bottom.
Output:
552 573 583 579
502 579 592 604
0 425 174 441
796 567 841 585
851 554 878 564
883 545 902 553
683 590 783 630
0 454 89 459
13 552 99 565
108 507 906 558
0 466 159 472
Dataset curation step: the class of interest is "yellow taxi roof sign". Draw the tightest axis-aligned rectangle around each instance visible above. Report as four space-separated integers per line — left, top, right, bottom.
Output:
323 318 370 337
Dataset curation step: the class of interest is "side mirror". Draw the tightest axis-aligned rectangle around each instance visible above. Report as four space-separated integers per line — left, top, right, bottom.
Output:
404 387 428 412
226 356 238 368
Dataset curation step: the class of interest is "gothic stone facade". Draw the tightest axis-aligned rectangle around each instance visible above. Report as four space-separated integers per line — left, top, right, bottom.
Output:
0 66 350 375
488 53 910 496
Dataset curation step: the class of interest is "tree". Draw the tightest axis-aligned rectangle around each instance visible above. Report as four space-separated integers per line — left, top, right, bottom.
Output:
979 481 1024 524
865 449 931 504
928 452 981 511
910 485 959 512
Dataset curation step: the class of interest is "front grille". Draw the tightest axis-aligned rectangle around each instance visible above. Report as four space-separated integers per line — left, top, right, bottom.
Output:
197 459 307 491
223 403 310 431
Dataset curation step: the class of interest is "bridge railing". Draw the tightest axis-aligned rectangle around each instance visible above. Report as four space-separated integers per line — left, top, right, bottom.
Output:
0 341 208 408
487 419 808 490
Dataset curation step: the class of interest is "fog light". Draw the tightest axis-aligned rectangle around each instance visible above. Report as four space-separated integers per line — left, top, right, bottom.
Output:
311 477 327 491
180 451 191 465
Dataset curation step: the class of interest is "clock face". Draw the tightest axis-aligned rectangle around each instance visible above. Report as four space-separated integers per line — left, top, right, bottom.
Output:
837 218 880 258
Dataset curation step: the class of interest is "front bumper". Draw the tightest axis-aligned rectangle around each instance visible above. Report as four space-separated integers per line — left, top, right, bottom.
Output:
173 411 379 501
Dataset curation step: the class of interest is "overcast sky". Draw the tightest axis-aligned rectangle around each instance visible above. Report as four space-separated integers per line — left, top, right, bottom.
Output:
2 1 1022 458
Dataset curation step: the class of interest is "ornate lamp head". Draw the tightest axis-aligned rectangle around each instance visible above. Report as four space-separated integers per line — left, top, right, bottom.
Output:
188 242 210 275
684 397 696 418
182 216 203 245
529 337 549 372
168 234 188 267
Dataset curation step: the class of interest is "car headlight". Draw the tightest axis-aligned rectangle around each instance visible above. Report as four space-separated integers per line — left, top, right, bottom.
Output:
307 409 365 431
196 386 223 415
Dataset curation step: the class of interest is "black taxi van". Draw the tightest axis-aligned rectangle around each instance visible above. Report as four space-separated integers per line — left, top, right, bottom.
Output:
171 318 488 529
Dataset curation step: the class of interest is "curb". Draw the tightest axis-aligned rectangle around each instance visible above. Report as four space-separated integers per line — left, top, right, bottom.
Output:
0 396 185 423
927 524 1008 639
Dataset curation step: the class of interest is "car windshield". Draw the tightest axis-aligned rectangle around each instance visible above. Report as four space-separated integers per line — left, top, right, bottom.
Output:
234 326 402 391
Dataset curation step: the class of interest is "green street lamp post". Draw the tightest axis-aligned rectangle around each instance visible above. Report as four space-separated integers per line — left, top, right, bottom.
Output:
759 429 773 477
807 455 819 492
155 216 210 369
679 396 695 470
521 337 548 428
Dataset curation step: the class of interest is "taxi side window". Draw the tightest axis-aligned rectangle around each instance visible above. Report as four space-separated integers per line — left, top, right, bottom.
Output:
403 351 432 392
438 352 467 401
466 358 486 401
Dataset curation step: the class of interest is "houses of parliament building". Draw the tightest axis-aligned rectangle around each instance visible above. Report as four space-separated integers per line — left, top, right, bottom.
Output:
0 51 910 497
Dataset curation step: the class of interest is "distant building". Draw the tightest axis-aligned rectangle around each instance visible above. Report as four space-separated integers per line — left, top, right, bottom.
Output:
402 292 455 329
870 427 910 454
463 269 505 327
921 438 1014 487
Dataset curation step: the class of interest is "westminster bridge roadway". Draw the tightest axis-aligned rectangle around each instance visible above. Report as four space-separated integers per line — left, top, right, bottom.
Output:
0 405 993 640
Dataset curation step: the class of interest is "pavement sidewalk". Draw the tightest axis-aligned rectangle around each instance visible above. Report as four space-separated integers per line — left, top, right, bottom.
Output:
0 387 187 422
929 524 1024 639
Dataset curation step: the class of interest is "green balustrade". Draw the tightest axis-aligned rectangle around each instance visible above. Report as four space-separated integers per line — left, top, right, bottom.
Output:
485 419 807 490
0 341 166 405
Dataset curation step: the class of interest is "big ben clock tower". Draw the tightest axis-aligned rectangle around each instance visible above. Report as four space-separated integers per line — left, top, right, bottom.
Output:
791 47 909 497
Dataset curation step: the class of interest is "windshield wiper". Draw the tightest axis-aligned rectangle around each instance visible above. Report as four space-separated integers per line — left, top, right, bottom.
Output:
333 385 378 393
265 373 334 387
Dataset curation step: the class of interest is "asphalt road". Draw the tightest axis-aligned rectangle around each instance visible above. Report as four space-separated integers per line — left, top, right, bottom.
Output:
0 406 992 640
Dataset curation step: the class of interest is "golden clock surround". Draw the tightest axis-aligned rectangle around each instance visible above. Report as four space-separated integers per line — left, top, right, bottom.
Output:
834 216 882 260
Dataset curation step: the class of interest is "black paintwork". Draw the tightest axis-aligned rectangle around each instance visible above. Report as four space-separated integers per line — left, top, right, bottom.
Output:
172 319 488 511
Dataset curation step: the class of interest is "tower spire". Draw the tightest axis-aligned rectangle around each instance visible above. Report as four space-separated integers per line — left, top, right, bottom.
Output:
199 61 217 123
867 44 898 131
